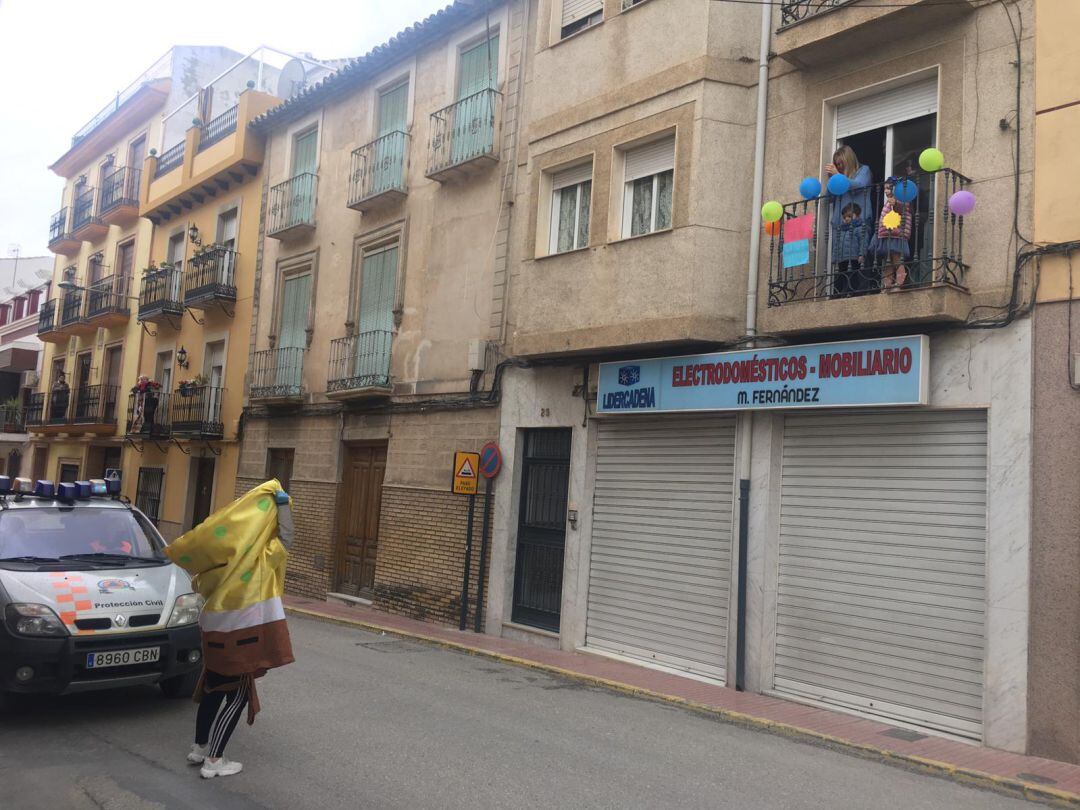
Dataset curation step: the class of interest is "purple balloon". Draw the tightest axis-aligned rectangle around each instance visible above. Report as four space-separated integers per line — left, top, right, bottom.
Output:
949 190 976 216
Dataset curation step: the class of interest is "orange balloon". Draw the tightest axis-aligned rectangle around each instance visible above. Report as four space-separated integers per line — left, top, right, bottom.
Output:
764 220 781 237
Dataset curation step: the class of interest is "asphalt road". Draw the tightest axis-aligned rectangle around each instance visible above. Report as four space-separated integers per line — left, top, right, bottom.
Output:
0 614 1033 810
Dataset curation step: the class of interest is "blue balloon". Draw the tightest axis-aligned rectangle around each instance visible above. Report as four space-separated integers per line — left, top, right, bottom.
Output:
827 173 851 196
894 178 918 203
799 177 822 200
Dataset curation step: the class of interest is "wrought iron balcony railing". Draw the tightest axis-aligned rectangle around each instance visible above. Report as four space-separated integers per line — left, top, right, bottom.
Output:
37 298 58 335
72 384 120 426
24 393 46 428
198 105 238 152
427 88 501 177
170 385 224 438
71 187 99 233
85 274 131 322
126 390 172 438
184 245 237 306
250 347 306 401
138 267 184 321
268 173 318 238
767 169 970 306
155 142 185 177
0 406 25 433
60 289 84 326
327 331 393 393
780 0 849 28
48 207 70 245
99 166 142 216
348 131 408 208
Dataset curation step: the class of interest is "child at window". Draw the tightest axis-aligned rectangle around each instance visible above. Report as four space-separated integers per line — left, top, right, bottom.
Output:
833 202 870 297
869 177 912 292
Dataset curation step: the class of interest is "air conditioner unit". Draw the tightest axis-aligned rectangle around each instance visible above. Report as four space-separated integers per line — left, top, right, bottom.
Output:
22 370 39 388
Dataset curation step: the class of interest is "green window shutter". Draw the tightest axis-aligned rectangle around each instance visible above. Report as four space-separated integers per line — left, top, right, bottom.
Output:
457 35 499 100
292 129 318 176
358 246 397 334
279 273 312 349
377 83 409 136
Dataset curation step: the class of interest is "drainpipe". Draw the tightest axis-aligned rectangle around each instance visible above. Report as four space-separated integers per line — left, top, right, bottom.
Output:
735 0 772 693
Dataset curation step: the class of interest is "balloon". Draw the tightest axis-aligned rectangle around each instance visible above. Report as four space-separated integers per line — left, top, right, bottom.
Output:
827 173 850 196
799 177 822 200
882 210 902 230
761 201 784 223
919 147 944 173
894 178 918 203
764 219 781 237
949 189 976 216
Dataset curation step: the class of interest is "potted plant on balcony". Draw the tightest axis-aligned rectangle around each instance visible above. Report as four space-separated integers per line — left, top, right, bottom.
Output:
2 397 22 432
177 374 207 397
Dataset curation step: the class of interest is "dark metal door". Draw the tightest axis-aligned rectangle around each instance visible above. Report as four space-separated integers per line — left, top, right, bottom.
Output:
191 457 216 527
337 444 386 595
512 429 571 631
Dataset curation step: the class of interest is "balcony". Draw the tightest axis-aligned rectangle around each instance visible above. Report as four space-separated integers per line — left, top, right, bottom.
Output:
426 88 502 182
775 0 976 67
138 266 184 325
326 331 393 399
28 385 119 435
125 390 172 439
37 299 63 342
71 187 107 243
197 105 238 153
0 406 25 434
250 347 305 404
83 274 131 329
99 165 142 226
184 245 237 309
267 173 317 240
48 207 80 254
154 142 185 178
762 169 971 335
170 385 224 439
24 393 45 430
348 131 408 212
59 289 95 336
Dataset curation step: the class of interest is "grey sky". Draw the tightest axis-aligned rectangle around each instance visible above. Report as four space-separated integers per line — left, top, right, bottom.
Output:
0 0 452 257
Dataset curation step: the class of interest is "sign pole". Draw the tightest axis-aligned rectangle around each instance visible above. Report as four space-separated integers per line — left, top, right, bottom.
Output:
459 492 476 631
473 477 493 633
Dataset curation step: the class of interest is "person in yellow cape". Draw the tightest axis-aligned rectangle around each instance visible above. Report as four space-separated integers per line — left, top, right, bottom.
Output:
164 479 296 779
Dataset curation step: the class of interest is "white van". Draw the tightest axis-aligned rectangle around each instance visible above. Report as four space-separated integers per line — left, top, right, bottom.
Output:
0 477 203 708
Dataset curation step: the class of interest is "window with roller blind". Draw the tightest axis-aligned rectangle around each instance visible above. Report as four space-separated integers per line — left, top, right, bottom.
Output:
548 162 592 254
560 0 602 38
620 135 675 238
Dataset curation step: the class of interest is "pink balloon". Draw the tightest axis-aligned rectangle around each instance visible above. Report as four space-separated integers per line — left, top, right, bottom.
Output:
949 190 976 216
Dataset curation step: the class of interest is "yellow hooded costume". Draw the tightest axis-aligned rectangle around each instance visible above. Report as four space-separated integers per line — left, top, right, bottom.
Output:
165 480 294 715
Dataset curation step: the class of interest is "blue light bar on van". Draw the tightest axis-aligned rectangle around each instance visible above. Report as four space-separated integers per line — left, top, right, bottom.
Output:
34 480 55 498
0 476 10 494
57 482 77 500
89 479 108 496
106 477 122 496
74 481 92 499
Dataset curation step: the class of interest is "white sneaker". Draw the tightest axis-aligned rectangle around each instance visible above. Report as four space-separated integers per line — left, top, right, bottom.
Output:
201 757 243 779
187 744 208 764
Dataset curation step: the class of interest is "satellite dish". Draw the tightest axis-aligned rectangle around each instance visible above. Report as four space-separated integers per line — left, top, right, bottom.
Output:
276 59 308 99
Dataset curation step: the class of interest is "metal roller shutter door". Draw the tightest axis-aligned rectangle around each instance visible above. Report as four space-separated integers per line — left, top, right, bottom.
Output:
774 410 987 740
586 415 735 681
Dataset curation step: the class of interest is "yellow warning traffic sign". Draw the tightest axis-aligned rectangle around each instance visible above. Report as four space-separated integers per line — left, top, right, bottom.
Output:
452 451 480 495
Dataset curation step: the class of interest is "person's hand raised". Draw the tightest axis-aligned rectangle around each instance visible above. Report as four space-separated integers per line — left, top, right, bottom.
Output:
825 163 838 177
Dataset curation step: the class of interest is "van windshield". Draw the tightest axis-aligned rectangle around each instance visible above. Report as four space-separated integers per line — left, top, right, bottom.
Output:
0 507 167 568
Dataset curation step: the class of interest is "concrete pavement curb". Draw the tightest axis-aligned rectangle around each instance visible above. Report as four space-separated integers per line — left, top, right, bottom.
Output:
286 604 1080 808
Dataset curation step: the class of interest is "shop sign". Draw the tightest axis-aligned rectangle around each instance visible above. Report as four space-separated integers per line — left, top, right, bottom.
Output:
597 335 929 413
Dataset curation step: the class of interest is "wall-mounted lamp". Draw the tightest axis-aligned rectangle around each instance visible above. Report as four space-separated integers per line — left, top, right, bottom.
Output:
176 345 189 369
187 224 202 248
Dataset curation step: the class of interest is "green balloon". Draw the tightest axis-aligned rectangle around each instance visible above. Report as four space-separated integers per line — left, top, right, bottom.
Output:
919 148 944 173
761 201 784 223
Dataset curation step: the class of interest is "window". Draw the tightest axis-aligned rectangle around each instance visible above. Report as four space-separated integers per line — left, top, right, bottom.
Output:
0 305 8 327
217 209 238 251
561 0 602 38
28 290 40 315
621 136 675 238
13 298 24 321
88 252 105 284
167 232 186 271
155 350 173 392
549 163 592 254
266 448 294 492
135 467 165 524
58 463 79 484
117 240 135 278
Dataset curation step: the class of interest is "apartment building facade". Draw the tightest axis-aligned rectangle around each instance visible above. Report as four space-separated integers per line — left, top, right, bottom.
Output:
482 0 1064 761
235 0 528 623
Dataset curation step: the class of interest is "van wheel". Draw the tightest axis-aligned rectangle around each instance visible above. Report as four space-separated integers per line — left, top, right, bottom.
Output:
160 670 200 699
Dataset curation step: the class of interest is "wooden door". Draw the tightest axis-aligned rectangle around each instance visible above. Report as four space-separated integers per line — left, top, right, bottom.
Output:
337 444 386 594
127 135 146 170
191 457 216 527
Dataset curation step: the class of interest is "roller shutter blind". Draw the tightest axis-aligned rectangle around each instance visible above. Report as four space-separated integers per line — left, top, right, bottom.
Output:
835 78 938 138
552 162 593 190
774 409 987 740
562 0 603 26
586 415 735 681
623 136 675 182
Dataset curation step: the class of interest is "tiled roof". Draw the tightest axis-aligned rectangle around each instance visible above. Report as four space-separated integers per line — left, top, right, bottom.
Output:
249 0 503 133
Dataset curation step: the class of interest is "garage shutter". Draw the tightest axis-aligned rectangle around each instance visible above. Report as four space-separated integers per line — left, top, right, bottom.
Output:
774 410 987 740
835 77 938 138
586 415 735 681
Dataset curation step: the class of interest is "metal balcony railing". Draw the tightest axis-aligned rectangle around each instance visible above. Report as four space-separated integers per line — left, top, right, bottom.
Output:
327 331 393 393
780 0 849 27
37 299 58 335
72 384 120 426
25 393 45 428
60 290 84 326
198 105 238 152
139 267 184 320
250 347 305 400
349 131 408 207
155 142 185 177
71 187 99 232
45 387 72 426
170 385 224 438
767 169 970 306
427 88 501 176
267 173 318 236
0 406 25 433
85 274 131 320
184 245 237 305
126 390 171 438
48 207 70 245
99 166 142 214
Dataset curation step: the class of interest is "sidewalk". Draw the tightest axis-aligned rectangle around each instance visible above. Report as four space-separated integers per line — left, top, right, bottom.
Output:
284 596 1080 807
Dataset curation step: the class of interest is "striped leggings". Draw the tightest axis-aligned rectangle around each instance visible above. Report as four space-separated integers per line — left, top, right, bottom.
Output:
194 670 250 758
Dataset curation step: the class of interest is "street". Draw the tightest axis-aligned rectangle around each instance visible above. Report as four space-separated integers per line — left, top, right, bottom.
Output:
0 614 1032 810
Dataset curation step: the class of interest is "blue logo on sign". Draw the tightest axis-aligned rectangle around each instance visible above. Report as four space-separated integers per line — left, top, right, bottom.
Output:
618 366 640 387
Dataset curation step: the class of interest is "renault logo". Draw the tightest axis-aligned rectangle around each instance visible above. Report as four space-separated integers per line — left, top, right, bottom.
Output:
114 615 127 627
